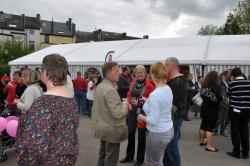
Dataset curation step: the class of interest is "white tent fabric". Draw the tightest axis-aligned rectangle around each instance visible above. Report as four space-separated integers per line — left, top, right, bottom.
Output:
9 34 250 77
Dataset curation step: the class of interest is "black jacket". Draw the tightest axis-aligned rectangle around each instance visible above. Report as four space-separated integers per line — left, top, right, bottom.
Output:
168 75 188 117
118 74 132 99
201 84 222 121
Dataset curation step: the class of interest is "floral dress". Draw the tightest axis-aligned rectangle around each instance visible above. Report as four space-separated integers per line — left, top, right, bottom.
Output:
16 95 79 165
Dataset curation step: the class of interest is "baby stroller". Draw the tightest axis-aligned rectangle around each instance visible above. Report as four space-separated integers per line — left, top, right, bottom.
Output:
0 106 18 162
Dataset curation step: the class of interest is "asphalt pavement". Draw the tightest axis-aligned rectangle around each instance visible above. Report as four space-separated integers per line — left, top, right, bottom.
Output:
2 114 249 166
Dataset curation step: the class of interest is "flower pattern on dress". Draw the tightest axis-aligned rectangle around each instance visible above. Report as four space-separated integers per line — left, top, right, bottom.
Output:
16 95 79 165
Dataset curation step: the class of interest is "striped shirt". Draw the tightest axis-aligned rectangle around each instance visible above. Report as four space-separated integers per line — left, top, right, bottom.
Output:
228 76 250 110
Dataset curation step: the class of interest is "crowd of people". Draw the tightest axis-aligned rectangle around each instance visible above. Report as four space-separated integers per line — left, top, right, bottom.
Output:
0 54 249 166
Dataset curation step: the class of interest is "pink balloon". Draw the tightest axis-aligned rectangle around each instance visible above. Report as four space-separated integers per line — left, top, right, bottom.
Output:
6 120 18 137
0 117 7 133
6 116 19 122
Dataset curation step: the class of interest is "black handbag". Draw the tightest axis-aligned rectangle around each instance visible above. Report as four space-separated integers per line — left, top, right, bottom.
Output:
200 87 217 103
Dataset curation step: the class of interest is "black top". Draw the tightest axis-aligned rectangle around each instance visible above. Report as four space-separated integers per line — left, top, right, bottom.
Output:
0 82 6 105
117 74 132 99
187 79 194 102
201 84 222 121
15 83 27 98
167 75 188 117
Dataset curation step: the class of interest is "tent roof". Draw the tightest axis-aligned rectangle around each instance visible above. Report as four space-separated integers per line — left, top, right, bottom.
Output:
9 34 250 66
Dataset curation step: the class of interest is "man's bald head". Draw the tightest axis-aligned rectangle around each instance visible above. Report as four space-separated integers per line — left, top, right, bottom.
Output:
165 57 180 77
165 57 179 68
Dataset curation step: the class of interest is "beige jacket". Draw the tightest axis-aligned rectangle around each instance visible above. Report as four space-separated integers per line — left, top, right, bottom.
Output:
17 84 43 113
92 78 128 143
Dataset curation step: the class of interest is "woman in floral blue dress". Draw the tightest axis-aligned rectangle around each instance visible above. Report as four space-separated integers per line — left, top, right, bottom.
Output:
16 54 79 165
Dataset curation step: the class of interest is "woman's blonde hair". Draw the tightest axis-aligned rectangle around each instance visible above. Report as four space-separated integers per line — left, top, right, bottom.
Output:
22 69 39 85
134 65 146 74
150 62 168 82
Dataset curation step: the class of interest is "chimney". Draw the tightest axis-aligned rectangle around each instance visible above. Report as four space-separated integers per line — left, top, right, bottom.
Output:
72 23 75 35
36 14 40 23
121 33 126 39
51 18 54 34
67 18 72 31
21 14 25 28
143 35 149 39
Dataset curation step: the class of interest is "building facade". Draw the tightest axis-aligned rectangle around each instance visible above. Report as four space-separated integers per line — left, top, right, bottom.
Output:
40 18 75 49
0 11 41 50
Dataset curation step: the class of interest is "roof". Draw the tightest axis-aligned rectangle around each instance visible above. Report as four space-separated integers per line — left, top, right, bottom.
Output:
0 12 40 30
75 30 141 43
41 20 75 37
9 34 250 66
75 31 94 43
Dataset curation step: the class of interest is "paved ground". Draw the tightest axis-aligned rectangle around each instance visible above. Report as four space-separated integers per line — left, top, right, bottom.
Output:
2 114 249 166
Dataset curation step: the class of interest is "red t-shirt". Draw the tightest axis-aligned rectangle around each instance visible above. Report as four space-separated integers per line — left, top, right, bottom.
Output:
73 76 87 91
2 80 17 109
1 75 10 84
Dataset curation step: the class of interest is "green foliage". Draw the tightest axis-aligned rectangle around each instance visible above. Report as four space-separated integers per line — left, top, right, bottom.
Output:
197 24 218 36
198 0 250 35
224 12 242 34
0 39 33 74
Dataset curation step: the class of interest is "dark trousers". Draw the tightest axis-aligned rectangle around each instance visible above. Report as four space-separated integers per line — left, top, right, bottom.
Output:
126 111 147 162
97 140 120 166
87 99 93 117
229 108 250 156
214 105 228 134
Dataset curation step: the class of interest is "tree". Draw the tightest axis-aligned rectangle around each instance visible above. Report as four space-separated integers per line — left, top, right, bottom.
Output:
197 0 250 35
224 12 242 34
0 39 33 74
234 0 250 33
197 24 218 36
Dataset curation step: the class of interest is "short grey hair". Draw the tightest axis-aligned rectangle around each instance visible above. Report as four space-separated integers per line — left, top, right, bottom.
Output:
165 57 179 68
134 65 146 74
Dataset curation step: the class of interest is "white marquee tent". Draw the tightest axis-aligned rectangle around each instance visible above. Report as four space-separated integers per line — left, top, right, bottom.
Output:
9 34 250 79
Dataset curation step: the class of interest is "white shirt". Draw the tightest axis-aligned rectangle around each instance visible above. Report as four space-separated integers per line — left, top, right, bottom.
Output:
87 81 95 100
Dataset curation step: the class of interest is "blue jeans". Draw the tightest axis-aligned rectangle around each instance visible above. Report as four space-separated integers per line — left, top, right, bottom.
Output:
74 91 87 115
163 116 184 166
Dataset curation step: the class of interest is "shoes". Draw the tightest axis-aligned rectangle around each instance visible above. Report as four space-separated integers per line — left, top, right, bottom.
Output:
134 161 143 166
220 132 228 137
120 157 133 163
184 118 191 121
226 152 241 159
241 150 249 159
242 155 249 159
199 142 207 146
206 147 218 152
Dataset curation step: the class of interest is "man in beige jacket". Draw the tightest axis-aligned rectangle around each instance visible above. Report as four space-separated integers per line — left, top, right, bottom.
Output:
92 62 128 166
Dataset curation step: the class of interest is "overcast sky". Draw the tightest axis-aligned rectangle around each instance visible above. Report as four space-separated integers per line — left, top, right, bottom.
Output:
1 0 239 38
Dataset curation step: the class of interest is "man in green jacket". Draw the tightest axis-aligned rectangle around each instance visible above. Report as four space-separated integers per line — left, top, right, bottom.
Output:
92 62 128 166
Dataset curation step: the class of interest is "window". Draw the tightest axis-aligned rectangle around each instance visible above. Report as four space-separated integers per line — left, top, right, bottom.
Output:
44 35 49 43
28 41 35 50
8 24 17 27
29 29 34 35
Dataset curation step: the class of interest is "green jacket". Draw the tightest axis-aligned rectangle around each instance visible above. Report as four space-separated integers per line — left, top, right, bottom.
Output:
92 78 128 143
